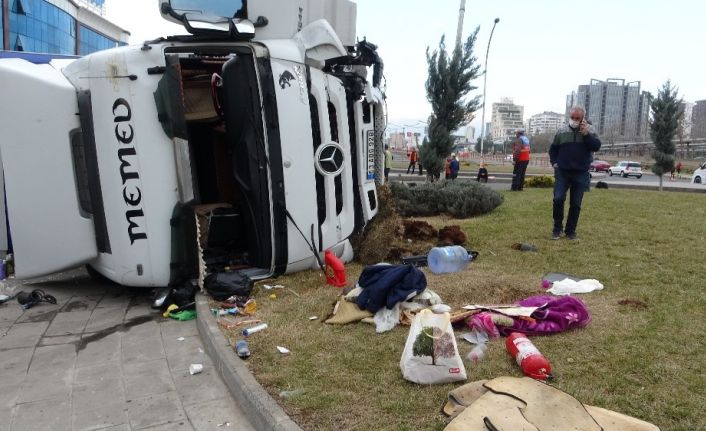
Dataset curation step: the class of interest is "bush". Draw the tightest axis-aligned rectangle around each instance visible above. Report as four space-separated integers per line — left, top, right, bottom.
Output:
525 175 554 188
390 180 503 218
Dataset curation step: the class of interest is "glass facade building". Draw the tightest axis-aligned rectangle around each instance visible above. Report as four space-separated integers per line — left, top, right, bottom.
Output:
2 0 128 56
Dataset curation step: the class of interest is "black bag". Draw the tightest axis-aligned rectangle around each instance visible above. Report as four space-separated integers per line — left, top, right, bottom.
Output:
204 271 254 301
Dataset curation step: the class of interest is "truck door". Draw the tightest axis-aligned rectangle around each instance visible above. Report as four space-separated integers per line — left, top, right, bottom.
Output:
0 59 98 278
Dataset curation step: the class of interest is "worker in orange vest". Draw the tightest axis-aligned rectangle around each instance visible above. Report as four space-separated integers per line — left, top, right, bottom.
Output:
511 128 531 191
406 148 419 174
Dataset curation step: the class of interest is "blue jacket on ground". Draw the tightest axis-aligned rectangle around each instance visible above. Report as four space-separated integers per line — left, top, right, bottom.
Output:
549 125 602 171
356 264 427 313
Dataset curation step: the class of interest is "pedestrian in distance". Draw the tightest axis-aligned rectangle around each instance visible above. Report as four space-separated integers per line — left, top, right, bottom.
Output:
476 162 489 183
676 161 683 179
406 148 418 174
384 144 393 183
449 153 460 180
510 128 530 191
549 106 602 240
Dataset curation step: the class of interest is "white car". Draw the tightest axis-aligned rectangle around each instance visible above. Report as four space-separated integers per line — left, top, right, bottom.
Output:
608 161 643 179
692 163 706 184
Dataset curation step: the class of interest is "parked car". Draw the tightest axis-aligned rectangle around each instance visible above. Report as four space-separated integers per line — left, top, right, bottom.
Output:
608 161 642 178
590 160 610 172
692 163 706 184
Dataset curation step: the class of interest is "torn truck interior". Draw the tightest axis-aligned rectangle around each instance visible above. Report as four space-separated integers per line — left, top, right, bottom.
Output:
0 0 385 287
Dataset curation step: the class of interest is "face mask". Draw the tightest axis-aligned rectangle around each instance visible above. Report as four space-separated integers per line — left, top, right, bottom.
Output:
569 120 580 128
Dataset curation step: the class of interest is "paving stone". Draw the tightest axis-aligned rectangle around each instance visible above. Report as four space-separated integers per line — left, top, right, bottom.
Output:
0 321 49 349
12 398 71 431
160 319 199 339
72 379 128 431
139 421 195 430
94 425 130 431
76 332 122 368
73 361 122 386
0 408 13 431
0 346 33 375
0 305 23 326
39 334 82 346
172 367 229 407
60 295 102 313
163 336 210 372
184 397 256 431
28 343 77 374
124 358 176 399
84 306 127 333
17 368 74 403
15 306 62 323
0 372 25 409
45 310 92 336
127 391 186 430
122 333 165 364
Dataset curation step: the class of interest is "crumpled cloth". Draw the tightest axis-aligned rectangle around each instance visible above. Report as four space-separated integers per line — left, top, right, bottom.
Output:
356 264 427 313
548 278 604 295
467 295 591 337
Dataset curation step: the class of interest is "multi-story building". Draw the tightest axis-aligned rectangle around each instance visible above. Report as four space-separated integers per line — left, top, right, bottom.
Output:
691 100 706 139
491 98 524 142
566 79 651 140
464 125 475 142
528 111 564 135
1 0 129 57
677 102 694 140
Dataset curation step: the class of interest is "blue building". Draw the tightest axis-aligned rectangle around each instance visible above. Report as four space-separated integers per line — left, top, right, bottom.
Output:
1 0 129 56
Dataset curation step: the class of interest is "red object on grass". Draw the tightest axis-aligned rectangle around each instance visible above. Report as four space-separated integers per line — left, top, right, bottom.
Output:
324 250 347 287
505 332 553 380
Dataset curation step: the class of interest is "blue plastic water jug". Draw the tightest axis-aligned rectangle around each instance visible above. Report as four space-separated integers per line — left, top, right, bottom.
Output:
427 246 471 274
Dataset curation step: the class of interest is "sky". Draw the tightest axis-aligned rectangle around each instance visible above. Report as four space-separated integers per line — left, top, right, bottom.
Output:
105 0 706 138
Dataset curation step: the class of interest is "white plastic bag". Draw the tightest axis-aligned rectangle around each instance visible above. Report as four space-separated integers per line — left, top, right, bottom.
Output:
400 309 467 384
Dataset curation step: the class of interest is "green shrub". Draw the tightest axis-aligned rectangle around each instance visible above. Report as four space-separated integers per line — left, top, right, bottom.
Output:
525 175 554 188
390 180 504 218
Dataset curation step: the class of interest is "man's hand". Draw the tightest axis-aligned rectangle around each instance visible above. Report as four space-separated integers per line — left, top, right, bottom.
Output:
579 119 589 136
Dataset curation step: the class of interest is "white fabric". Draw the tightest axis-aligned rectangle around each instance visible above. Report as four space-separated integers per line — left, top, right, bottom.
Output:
373 302 401 333
400 310 467 384
548 278 604 295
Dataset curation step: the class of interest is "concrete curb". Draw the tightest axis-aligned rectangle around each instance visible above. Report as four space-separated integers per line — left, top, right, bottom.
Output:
196 294 303 431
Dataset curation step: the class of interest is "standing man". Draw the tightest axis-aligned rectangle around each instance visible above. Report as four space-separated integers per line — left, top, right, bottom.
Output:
406 148 418 174
384 145 393 183
549 106 601 240
510 128 530 191
449 153 460 180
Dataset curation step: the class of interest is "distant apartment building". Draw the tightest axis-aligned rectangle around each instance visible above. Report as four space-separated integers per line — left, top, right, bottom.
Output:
491 98 524 142
691 100 706 139
528 111 564 135
388 132 407 149
464 125 475 142
678 102 694 139
566 79 651 140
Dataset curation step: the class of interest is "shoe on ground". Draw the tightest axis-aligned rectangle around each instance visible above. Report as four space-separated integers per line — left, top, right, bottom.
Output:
551 231 562 240
567 233 578 240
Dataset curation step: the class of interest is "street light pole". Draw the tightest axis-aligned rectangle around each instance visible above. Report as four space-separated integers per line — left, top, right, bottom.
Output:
479 18 500 158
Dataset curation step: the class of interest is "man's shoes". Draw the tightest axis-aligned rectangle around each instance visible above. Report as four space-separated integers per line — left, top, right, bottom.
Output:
551 231 562 240
567 233 578 240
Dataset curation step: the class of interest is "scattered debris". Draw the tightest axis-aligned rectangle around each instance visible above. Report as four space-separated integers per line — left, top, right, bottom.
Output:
279 389 306 399
269 294 277 300
235 340 251 359
617 298 648 309
308 316 318 321
189 363 203 375
217 421 231 427
276 346 290 354
511 242 538 252
177 337 185 341
242 323 268 336
263 284 285 290
402 220 437 240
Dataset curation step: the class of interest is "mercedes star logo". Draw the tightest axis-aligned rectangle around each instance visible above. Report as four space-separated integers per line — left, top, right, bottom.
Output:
315 143 345 176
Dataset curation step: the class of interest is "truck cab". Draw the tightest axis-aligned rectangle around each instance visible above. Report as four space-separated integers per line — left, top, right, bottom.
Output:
0 0 385 287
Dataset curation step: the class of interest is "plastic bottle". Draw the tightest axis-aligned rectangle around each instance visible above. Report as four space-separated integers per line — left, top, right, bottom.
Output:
242 323 268 336
427 246 472 274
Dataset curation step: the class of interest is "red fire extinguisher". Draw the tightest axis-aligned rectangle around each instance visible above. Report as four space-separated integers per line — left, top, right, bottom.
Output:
324 250 347 287
505 332 553 380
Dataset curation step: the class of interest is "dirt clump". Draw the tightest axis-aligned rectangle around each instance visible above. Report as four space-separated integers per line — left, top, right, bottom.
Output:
438 225 467 246
402 220 437 240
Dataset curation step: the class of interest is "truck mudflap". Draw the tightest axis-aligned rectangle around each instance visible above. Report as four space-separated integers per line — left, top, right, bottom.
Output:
0 59 98 277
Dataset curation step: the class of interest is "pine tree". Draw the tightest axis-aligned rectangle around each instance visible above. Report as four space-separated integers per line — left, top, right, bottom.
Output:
650 81 682 191
421 29 482 180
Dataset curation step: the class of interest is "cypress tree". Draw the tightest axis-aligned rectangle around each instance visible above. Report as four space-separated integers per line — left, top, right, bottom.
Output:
421 29 481 180
650 81 682 191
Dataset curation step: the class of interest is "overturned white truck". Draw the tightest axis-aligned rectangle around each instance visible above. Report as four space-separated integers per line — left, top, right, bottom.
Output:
0 0 385 287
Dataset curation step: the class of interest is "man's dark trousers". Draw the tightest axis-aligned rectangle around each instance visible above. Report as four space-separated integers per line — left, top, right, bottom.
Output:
553 169 590 235
511 161 529 190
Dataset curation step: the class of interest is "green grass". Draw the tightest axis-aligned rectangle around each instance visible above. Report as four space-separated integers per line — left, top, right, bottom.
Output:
220 187 706 431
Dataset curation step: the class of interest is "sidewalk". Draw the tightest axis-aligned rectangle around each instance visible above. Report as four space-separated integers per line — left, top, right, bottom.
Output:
0 269 255 431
